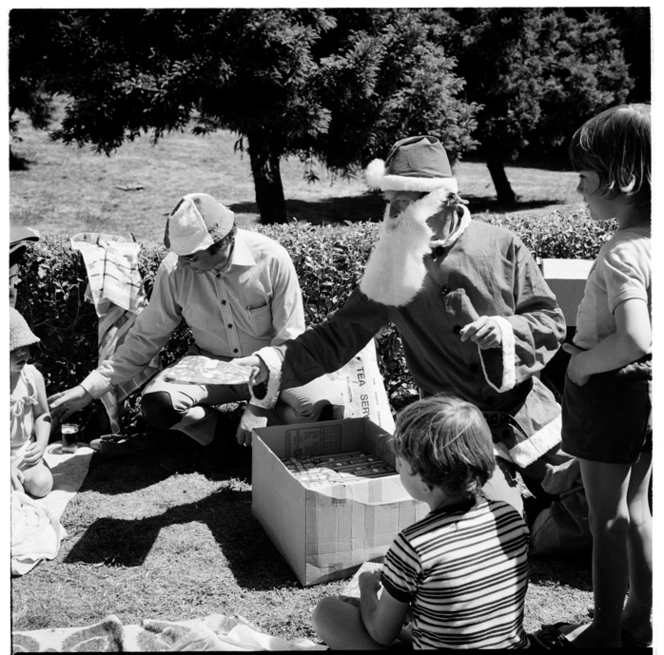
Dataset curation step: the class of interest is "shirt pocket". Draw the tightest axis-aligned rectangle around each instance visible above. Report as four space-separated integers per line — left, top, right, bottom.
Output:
246 303 273 337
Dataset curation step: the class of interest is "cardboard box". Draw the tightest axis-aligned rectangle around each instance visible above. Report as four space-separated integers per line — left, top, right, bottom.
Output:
541 258 593 326
252 417 428 587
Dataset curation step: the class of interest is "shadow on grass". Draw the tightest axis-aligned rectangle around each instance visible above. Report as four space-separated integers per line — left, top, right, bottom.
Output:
528 553 592 592
67 410 299 589
79 410 251 495
64 482 297 590
10 149 31 171
462 196 572 216
231 194 571 227
230 195 384 226
78 431 202 495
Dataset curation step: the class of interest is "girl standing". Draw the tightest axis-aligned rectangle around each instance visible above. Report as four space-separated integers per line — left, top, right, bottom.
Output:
534 104 652 649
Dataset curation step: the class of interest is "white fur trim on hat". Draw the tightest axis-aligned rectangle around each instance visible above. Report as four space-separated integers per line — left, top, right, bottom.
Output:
381 175 458 194
365 158 459 194
249 347 283 409
365 135 458 194
365 159 386 189
479 316 516 394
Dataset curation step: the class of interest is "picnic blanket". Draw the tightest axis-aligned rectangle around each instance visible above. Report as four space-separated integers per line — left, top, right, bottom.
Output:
71 233 161 433
11 443 94 576
11 612 326 652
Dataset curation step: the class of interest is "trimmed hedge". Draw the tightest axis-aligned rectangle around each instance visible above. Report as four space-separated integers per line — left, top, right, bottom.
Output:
14 208 613 436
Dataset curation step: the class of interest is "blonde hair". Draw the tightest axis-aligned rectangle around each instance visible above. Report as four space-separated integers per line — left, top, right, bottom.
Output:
388 394 495 499
569 104 651 210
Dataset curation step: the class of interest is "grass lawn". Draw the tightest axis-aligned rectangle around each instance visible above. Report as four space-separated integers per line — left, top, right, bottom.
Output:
10 98 583 242
11 429 594 644
10 102 597 646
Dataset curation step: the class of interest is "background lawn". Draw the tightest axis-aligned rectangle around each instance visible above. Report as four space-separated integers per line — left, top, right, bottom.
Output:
10 103 596 646
10 99 583 242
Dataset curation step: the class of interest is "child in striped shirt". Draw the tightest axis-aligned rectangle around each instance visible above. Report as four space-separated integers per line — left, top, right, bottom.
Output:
312 394 530 650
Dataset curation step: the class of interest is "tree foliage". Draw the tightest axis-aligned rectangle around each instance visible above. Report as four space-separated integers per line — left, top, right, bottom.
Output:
9 10 60 167
9 8 479 223
10 7 644 213
431 7 634 205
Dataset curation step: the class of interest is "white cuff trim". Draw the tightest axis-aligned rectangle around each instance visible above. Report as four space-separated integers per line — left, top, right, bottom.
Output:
480 316 516 393
249 347 282 409
508 413 562 469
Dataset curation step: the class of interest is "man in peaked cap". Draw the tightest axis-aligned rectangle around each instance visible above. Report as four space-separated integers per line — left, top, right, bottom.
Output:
49 193 342 468
10 225 40 307
236 135 571 518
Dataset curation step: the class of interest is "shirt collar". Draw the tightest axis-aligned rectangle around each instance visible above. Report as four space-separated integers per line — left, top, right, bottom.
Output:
429 496 477 517
429 204 472 250
213 229 256 274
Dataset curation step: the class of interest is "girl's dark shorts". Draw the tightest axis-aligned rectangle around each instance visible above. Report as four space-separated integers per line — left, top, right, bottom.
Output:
562 356 652 464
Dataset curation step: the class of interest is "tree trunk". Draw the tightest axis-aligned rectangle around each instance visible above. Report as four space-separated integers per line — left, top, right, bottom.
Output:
486 149 517 208
247 133 287 224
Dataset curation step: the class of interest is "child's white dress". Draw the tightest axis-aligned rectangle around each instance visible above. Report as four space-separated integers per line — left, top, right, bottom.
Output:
11 363 39 465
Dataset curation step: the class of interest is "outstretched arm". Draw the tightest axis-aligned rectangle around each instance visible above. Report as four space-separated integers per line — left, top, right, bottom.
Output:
48 385 94 423
278 287 390 390
234 288 389 406
49 259 181 416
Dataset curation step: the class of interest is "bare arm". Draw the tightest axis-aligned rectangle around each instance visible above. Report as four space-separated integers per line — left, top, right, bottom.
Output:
358 570 410 646
23 370 52 466
565 298 651 386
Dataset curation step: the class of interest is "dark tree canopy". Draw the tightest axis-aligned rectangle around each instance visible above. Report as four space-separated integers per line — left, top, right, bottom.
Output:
10 7 645 213
430 7 635 205
10 8 479 223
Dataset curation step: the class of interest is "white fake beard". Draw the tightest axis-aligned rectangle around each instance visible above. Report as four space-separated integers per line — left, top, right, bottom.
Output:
359 190 447 306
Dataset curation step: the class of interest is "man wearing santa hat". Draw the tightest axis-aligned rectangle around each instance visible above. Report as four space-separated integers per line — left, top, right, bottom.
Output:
238 135 569 513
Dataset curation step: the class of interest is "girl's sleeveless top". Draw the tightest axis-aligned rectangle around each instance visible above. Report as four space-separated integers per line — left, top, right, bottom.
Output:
11 364 39 457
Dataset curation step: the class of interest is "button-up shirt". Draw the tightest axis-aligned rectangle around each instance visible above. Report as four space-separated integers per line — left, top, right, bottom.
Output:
81 229 304 398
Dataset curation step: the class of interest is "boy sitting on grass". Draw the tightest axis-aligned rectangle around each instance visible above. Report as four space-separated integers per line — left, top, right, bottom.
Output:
312 394 530 650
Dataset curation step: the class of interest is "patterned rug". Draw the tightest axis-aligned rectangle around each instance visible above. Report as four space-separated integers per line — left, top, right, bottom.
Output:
11 612 326 652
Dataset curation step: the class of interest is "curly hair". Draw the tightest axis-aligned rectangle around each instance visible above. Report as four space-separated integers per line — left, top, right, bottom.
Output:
569 104 651 211
388 394 495 499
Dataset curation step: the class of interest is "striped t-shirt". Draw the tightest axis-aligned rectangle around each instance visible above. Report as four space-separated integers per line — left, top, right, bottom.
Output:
381 497 529 649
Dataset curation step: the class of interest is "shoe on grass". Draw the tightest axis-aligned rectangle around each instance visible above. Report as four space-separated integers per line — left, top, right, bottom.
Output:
90 434 159 458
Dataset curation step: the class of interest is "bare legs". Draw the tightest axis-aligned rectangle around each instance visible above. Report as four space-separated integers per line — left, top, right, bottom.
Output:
312 597 389 650
621 453 653 646
17 459 54 498
554 454 652 648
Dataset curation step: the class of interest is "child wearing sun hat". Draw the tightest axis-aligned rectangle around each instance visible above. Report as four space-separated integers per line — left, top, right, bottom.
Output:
10 307 53 498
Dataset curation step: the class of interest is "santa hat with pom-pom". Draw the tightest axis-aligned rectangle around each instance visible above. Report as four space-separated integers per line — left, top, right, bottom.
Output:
365 135 458 194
